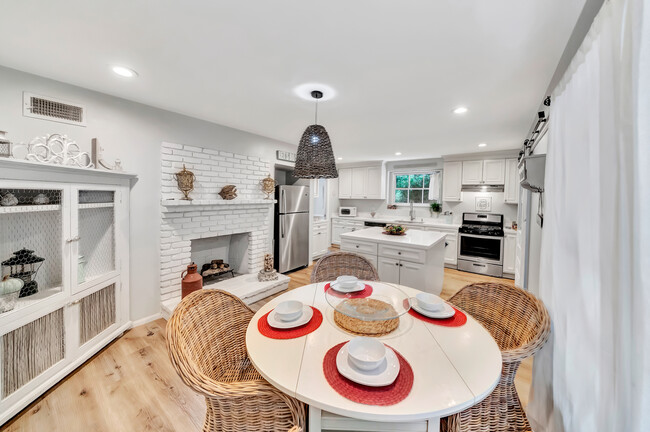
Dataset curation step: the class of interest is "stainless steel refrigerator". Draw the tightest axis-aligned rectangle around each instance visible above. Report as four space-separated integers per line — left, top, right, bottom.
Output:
274 185 310 273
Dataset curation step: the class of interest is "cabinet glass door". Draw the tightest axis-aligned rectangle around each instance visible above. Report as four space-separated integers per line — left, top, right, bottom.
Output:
0 183 68 315
72 188 118 294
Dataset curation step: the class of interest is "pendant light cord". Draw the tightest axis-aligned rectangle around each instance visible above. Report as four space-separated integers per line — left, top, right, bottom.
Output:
314 98 318 125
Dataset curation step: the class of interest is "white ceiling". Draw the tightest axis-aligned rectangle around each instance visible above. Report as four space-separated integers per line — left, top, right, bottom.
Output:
0 0 584 162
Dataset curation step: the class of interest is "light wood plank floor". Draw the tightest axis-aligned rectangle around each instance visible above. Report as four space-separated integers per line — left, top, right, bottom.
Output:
2 260 532 431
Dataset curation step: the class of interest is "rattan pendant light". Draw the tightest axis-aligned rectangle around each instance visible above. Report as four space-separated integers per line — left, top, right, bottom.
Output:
294 90 338 179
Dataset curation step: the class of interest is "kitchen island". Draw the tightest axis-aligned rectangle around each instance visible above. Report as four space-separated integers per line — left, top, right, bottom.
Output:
340 227 446 295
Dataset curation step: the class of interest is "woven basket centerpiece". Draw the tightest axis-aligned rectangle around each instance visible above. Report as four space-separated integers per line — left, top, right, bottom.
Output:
333 298 400 336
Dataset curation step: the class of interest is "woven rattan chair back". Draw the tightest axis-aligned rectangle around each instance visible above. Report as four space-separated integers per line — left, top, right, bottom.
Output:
443 282 551 432
167 289 305 432
310 251 380 283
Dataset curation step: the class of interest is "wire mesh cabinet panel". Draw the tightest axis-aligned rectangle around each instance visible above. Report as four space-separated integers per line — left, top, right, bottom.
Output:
0 184 68 311
71 186 120 295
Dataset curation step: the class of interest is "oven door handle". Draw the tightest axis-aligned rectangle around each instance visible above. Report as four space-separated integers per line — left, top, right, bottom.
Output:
459 233 504 240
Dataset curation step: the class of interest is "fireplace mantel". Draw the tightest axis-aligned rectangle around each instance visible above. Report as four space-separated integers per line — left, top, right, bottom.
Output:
161 198 276 209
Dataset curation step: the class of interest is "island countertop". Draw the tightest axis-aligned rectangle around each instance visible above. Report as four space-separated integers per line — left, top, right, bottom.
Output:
340 227 446 250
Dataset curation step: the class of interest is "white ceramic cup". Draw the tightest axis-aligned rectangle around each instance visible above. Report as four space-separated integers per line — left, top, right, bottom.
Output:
336 275 358 289
347 337 386 371
416 293 445 312
274 300 303 321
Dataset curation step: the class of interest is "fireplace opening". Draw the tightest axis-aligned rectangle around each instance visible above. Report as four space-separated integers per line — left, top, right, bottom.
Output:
190 233 250 286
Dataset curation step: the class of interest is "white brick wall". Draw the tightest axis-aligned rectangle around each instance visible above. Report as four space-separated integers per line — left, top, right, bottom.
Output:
160 142 274 301
161 141 271 201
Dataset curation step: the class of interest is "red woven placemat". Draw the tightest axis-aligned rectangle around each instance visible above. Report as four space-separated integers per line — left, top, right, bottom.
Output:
257 307 323 339
323 342 414 406
324 283 373 299
403 299 467 327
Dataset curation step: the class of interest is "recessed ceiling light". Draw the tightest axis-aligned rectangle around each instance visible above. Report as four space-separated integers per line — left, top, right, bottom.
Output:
453 107 468 114
395 152 402 156
112 66 138 78
478 143 487 147
337 157 343 160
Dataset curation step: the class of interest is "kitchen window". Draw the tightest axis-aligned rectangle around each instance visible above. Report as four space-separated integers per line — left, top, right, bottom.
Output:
390 170 442 205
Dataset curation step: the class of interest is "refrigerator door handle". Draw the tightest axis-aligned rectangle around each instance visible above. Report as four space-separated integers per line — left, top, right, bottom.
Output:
282 188 286 214
281 216 285 238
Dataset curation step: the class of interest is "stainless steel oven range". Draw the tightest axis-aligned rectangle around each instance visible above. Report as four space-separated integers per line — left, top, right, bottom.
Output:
457 212 504 277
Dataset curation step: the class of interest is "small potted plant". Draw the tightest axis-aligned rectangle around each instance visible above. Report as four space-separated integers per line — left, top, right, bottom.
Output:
429 201 442 218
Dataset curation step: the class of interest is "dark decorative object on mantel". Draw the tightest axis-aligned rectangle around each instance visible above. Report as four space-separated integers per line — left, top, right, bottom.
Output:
294 90 338 179
1 248 45 298
219 185 238 200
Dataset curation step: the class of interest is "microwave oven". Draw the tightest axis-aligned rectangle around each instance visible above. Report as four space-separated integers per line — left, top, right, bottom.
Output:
339 207 357 217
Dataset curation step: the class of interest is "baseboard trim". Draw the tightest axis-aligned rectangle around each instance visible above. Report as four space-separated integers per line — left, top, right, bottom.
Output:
131 312 162 327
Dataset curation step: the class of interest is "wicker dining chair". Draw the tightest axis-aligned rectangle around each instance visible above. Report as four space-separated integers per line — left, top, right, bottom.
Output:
310 251 380 283
166 289 305 432
443 282 551 432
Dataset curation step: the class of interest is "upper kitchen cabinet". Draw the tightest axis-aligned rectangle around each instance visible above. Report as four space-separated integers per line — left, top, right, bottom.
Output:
504 158 519 204
338 168 352 198
442 161 462 202
338 164 385 199
462 159 505 185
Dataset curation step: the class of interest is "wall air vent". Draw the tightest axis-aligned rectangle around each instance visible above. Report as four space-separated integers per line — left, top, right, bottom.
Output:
23 92 86 126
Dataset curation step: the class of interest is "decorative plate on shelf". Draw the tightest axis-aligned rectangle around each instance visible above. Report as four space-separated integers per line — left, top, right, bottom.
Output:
382 224 408 236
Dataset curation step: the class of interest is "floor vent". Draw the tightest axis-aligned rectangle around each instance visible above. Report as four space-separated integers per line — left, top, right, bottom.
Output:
23 92 86 126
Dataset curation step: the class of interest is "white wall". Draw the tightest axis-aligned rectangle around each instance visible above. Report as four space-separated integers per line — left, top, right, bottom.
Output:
0 66 297 321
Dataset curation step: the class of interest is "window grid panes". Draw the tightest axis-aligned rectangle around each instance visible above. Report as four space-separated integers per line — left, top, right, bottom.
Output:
394 174 432 204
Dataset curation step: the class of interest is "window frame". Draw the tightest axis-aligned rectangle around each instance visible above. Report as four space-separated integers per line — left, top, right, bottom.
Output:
389 169 442 206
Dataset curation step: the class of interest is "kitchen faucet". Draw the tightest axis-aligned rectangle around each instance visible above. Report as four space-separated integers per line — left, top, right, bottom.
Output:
409 201 415 221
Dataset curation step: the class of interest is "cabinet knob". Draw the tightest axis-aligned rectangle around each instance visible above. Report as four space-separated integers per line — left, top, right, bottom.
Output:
400 264 403 267
355 245 359 248
397 251 401 255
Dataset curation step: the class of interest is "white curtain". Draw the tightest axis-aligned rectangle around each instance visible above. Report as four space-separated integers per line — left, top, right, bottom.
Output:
428 171 441 201
527 0 649 431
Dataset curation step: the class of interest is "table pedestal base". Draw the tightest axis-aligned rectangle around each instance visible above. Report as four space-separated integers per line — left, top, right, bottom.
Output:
309 405 440 432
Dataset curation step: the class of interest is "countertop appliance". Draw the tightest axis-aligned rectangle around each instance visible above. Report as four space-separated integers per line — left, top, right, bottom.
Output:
339 207 357 217
364 221 387 228
274 185 310 273
457 212 504 277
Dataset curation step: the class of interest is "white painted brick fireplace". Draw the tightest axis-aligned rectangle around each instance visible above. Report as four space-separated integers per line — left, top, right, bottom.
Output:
159 141 289 317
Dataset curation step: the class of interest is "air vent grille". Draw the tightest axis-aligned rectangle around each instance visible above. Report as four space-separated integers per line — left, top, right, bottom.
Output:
23 92 86 126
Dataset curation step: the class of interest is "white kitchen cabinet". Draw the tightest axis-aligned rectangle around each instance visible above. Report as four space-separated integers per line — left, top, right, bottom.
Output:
442 161 462 202
483 159 505 185
503 233 516 277
397 260 426 289
444 235 458 266
461 160 483 185
331 219 365 245
504 158 519 204
338 168 352 199
0 161 134 424
461 159 506 185
377 257 400 284
365 166 383 199
338 165 385 200
350 168 367 199
312 220 330 259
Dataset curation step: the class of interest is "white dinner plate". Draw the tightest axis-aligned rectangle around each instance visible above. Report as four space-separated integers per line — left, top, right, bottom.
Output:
267 305 314 329
330 281 366 293
336 342 400 387
411 300 456 319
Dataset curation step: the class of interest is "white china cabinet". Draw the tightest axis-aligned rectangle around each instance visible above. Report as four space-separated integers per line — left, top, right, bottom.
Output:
0 159 135 424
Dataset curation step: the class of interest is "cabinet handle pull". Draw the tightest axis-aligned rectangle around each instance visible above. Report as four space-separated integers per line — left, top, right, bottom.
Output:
70 299 81 305
66 236 80 243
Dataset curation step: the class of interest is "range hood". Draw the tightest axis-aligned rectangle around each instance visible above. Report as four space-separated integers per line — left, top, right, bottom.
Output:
461 184 504 192
518 154 546 192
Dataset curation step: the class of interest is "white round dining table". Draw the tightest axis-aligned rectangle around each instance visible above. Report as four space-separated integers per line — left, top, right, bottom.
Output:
245 282 502 432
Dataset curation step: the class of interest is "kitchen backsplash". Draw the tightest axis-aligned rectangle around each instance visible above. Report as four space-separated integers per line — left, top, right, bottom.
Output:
339 191 518 226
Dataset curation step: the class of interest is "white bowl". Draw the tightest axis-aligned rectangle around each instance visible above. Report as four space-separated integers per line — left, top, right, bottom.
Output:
347 337 386 371
336 275 359 288
416 293 445 312
274 300 304 321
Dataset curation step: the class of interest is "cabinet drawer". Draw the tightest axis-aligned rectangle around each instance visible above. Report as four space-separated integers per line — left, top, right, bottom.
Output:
378 245 425 264
341 239 377 255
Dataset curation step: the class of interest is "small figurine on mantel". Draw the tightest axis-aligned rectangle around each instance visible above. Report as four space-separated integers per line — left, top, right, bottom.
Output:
258 253 279 282
219 185 238 200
